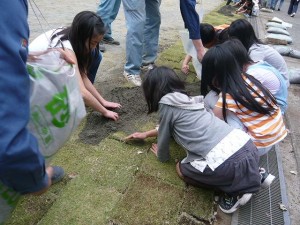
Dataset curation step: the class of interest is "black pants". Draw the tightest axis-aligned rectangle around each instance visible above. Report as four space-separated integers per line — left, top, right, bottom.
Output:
288 0 299 14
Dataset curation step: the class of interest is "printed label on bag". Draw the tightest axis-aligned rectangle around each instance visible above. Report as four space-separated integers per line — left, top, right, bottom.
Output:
31 106 54 149
45 86 70 128
27 64 43 79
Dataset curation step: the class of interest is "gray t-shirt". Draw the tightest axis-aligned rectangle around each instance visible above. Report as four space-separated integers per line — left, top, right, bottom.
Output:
157 92 233 163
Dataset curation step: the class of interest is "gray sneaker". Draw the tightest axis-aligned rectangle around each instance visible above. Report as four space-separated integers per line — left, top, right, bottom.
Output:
99 41 106 53
141 63 155 71
103 37 120 45
51 166 65 184
123 72 142 86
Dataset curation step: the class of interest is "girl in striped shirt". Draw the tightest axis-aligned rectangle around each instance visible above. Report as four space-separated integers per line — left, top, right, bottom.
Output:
201 39 288 156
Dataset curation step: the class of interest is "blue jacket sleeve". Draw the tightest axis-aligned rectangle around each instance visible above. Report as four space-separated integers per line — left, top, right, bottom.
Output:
180 0 201 40
0 0 49 194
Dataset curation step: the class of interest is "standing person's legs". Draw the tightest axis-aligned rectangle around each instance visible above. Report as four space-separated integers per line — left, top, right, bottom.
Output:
97 0 121 45
277 0 284 10
142 0 161 66
106 0 122 39
97 0 115 37
273 0 279 8
122 0 145 75
292 0 299 13
261 0 268 7
288 0 296 14
266 0 273 8
271 0 277 8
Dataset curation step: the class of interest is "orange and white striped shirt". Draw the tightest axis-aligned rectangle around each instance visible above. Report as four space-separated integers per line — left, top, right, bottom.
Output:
216 77 288 148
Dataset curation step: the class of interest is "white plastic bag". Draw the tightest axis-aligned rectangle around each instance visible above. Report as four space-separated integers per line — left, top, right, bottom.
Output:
27 50 86 164
179 30 202 79
197 0 204 21
0 181 20 224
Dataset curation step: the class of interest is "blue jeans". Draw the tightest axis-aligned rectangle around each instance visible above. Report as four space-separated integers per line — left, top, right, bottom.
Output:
277 0 285 9
88 50 102 84
270 0 277 8
96 0 121 39
122 0 161 75
288 0 299 14
266 0 273 7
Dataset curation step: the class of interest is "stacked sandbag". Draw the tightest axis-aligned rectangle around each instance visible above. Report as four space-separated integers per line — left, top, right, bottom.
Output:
272 45 300 59
266 17 300 61
266 18 293 44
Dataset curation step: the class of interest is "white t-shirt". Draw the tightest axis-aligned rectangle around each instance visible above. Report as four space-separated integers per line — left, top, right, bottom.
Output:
246 61 280 95
29 29 73 52
249 43 289 87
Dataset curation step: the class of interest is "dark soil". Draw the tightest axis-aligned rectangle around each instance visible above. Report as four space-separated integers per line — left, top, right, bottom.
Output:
218 5 236 17
79 79 201 145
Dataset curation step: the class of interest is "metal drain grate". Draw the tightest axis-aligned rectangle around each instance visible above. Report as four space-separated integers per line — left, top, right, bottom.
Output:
231 145 290 225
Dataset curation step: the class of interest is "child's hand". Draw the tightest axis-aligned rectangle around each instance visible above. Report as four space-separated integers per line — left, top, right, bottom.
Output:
124 132 147 141
181 64 190 75
103 100 122 109
103 110 119 121
150 143 158 156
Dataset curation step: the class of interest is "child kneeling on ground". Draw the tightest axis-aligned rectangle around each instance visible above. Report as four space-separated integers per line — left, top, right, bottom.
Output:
125 66 275 214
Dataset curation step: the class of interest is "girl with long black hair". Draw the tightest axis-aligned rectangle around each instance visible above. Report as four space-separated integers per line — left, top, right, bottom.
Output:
201 39 288 156
30 11 121 121
228 19 289 87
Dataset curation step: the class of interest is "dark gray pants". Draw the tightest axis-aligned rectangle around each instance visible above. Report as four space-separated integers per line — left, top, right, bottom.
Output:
180 140 261 196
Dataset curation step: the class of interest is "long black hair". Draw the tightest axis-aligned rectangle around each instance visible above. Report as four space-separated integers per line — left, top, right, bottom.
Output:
51 11 105 75
201 39 277 121
228 19 263 51
142 66 188 114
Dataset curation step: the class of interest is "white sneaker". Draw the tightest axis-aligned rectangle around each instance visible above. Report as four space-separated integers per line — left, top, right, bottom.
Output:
290 12 296 17
218 193 253 214
123 72 142 86
259 167 275 188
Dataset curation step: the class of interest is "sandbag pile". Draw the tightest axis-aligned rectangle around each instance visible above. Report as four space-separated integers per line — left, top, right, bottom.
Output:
265 17 300 59
265 17 300 84
265 17 293 45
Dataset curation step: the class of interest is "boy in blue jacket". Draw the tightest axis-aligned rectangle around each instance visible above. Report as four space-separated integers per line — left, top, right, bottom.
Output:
0 0 66 222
